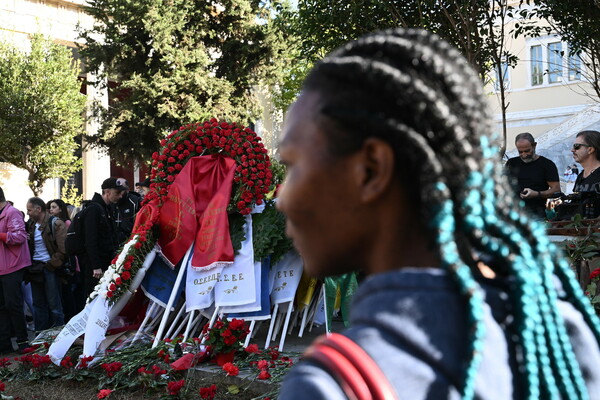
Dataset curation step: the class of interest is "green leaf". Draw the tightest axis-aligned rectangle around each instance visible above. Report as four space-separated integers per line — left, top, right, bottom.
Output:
227 384 240 394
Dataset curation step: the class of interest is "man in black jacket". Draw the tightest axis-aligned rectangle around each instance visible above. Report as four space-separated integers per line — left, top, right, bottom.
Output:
79 178 124 302
112 178 141 246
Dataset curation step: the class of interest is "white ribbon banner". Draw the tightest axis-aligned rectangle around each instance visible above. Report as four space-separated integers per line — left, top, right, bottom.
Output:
215 214 255 307
269 250 303 304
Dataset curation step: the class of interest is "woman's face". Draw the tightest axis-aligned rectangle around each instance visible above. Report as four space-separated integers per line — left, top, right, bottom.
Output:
48 202 60 217
277 92 368 277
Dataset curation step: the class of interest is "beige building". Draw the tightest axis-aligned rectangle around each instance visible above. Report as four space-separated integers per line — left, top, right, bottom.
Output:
486 5 598 176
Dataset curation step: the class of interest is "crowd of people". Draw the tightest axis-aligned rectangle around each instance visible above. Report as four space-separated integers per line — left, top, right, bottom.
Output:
0 177 149 353
505 130 600 220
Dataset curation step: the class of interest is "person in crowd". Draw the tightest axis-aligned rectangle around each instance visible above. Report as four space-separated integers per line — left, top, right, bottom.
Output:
0 187 31 353
47 199 71 228
135 177 151 198
26 197 67 331
505 132 560 218
572 130 600 193
547 131 600 221
46 198 79 321
276 28 600 400
572 163 580 176
79 178 123 302
111 178 141 245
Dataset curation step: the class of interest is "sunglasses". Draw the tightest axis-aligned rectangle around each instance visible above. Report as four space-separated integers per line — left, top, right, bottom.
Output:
572 143 591 150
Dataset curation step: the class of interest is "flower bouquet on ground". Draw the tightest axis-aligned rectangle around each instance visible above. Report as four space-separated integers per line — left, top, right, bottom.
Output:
202 318 250 365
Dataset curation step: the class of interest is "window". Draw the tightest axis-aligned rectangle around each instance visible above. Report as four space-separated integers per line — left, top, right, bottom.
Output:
494 60 510 91
530 45 543 86
568 47 582 81
547 42 563 83
528 38 584 86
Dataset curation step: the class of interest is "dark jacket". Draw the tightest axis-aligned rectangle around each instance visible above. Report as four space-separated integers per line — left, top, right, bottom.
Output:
80 193 118 271
27 212 67 271
111 191 141 245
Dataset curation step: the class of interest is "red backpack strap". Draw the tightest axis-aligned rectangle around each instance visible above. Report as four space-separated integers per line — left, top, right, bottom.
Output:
303 333 398 400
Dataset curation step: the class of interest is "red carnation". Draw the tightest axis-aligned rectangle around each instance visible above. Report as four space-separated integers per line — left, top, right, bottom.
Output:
245 344 260 354
229 318 245 330
590 268 600 280
121 271 131 280
97 389 113 399
167 175 175 182
109 283 116 291
199 384 217 400
223 336 237 345
257 370 271 380
167 379 185 395
222 362 239 376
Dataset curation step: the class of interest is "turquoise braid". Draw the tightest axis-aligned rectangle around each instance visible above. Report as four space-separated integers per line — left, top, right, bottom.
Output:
472 135 594 399
429 182 485 400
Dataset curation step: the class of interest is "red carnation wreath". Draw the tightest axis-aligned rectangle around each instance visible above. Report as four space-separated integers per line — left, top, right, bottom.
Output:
93 119 274 304
146 118 273 214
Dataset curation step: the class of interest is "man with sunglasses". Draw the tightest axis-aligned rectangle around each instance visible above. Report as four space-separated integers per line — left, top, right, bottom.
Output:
572 131 600 194
506 132 560 218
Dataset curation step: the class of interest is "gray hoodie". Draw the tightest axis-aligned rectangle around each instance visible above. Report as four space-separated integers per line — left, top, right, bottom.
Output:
279 268 600 399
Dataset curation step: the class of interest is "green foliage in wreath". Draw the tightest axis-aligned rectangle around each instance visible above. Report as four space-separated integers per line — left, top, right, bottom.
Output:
252 200 293 264
228 212 247 255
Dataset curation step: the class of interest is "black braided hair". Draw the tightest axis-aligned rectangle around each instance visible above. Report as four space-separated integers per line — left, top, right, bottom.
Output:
302 28 600 400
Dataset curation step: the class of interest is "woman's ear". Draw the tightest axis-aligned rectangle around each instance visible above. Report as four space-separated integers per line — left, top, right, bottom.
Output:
354 137 395 203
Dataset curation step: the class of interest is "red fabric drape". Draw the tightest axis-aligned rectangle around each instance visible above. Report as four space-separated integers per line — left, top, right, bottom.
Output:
158 154 236 269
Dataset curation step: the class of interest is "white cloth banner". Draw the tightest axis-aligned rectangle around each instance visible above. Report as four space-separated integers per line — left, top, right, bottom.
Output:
269 251 303 304
47 243 156 364
185 263 224 311
82 296 111 357
47 297 95 365
215 214 255 307
220 261 262 314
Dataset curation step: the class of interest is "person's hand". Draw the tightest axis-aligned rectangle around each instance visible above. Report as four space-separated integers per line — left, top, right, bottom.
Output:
520 188 540 199
546 198 562 211
93 269 103 279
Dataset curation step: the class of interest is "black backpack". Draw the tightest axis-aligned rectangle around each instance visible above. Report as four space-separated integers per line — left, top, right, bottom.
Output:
65 202 100 256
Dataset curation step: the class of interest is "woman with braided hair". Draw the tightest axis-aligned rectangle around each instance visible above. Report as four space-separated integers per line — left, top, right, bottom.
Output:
276 28 600 400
